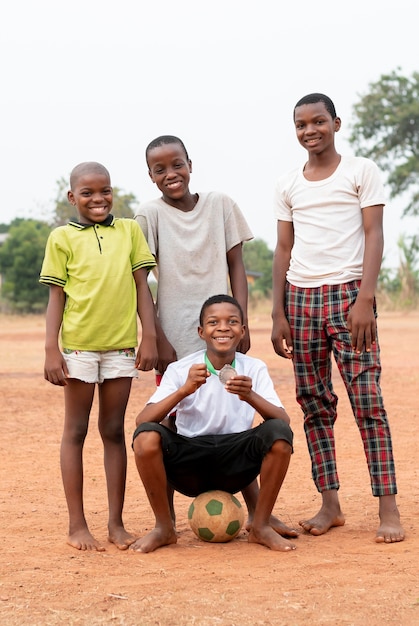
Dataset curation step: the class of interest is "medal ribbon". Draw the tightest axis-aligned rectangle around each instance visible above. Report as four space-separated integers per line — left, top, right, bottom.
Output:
204 352 236 376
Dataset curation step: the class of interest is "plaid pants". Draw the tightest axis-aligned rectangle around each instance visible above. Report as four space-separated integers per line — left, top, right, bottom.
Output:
286 280 397 497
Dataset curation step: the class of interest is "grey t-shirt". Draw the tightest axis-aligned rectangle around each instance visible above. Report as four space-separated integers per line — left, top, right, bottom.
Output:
135 191 253 358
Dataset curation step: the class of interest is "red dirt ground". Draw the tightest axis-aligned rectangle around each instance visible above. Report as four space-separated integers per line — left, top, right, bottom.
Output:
1 312 418 625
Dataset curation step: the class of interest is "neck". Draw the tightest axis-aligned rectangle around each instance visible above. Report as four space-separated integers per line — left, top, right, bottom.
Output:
205 350 236 373
162 192 198 212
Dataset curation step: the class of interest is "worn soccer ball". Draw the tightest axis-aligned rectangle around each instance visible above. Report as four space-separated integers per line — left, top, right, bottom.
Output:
188 490 245 543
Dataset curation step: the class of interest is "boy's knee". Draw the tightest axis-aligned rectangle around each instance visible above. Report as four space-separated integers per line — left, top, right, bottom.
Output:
133 430 162 457
271 439 292 457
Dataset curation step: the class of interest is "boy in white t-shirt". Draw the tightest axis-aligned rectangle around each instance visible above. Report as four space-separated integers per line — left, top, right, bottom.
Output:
131 294 295 553
271 93 404 544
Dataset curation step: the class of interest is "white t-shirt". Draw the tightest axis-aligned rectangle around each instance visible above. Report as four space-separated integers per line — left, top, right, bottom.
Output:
147 350 284 437
135 191 253 358
273 156 386 287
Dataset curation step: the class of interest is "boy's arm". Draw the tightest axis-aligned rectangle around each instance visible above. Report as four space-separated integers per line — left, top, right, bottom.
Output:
226 243 250 353
154 307 178 374
136 363 209 425
347 204 384 353
224 376 290 424
44 285 69 386
271 220 294 359
134 268 158 371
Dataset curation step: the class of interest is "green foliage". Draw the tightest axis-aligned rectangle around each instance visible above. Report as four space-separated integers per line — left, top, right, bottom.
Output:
0 219 51 312
242 238 273 296
377 234 419 309
349 69 419 216
51 178 138 227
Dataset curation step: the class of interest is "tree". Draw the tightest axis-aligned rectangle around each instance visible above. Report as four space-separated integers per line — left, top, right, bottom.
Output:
242 238 273 296
349 69 419 217
52 178 138 227
0 219 51 312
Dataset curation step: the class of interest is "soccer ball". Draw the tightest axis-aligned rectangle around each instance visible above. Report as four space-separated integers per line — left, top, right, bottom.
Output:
188 490 245 543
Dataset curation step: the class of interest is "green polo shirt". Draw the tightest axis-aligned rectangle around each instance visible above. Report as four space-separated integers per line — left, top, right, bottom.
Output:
40 216 156 351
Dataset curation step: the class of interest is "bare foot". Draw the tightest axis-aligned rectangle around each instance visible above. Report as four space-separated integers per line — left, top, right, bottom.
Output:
299 505 345 536
248 525 296 552
246 514 299 538
108 526 136 551
375 496 404 544
67 528 106 552
130 527 177 553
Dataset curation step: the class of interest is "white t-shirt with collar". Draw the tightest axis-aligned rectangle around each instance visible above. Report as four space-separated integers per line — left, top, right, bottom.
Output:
147 349 284 437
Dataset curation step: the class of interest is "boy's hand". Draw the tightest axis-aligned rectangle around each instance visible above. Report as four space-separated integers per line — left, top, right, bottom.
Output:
44 348 69 386
224 375 253 401
182 364 210 395
237 327 251 354
271 317 293 359
156 337 177 374
136 337 158 371
347 298 376 353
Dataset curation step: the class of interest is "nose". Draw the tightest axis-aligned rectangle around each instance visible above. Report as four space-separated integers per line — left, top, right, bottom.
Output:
165 166 178 179
305 123 317 135
92 192 105 203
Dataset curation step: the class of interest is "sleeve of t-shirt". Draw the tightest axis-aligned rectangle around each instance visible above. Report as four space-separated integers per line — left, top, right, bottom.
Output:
134 207 158 257
146 361 183 408
251 360 284 408
39 229 68 287
355 158 386 209
273 173 293 223
130 220 157 272
222 194 254 251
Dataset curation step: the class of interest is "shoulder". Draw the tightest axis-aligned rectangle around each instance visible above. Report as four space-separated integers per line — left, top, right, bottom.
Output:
134 198 163 218
46 224 74 244
165 350 205 376
113 217 143 235
202 191 237 209
341 155 381 175
275 166 302 192
235 352 267 372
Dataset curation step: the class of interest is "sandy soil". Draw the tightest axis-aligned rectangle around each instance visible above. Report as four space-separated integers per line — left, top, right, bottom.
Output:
0 312 418 626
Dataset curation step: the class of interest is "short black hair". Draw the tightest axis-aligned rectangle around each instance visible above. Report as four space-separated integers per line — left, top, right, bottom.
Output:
145 135 190 166
69 162 110 190
199 294 244 326
294 93 337 120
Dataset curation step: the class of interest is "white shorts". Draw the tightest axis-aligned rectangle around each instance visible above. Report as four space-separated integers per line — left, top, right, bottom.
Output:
62 348 138 384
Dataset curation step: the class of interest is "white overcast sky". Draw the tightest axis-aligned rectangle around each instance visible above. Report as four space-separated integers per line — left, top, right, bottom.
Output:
1 0 417 267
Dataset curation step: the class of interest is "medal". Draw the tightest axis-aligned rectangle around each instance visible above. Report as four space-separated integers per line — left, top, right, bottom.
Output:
205 352 236 384
219 364 237 384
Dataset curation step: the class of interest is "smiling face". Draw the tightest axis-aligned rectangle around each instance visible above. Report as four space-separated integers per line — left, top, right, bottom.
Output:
67 166 113 225
198 301 245 364
294 101 341 156
147 142 192 204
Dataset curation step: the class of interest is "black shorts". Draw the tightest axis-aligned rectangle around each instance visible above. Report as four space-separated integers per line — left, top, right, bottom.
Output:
132 420 293 497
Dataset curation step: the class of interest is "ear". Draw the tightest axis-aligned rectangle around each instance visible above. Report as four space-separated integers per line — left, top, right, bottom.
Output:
334 117 342 133
148 169 156 184
67 190 75 205
188 159 193 173
198 325 204 339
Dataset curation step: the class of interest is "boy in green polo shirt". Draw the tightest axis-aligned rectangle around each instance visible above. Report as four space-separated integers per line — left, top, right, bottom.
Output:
40 161 158 552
